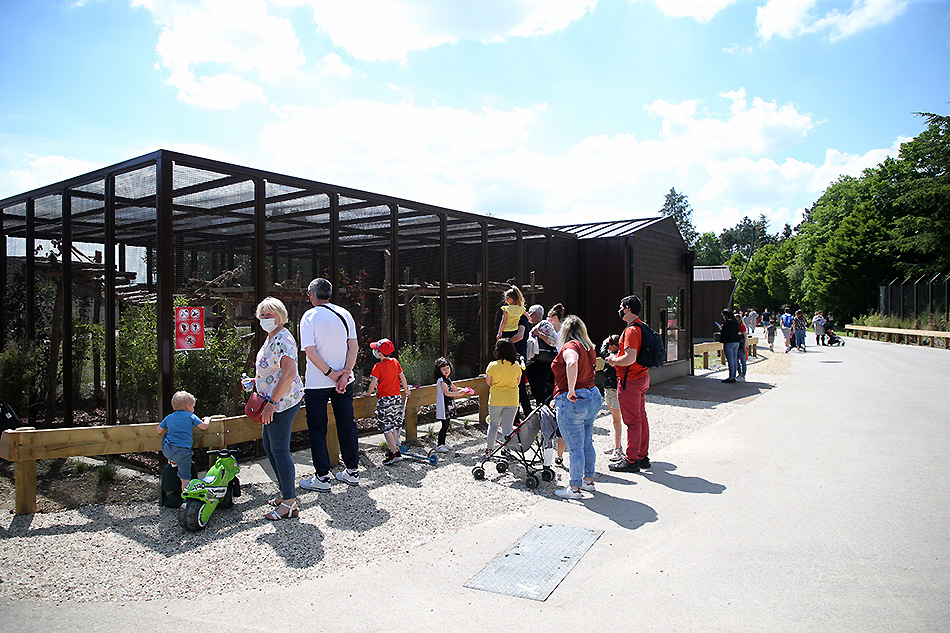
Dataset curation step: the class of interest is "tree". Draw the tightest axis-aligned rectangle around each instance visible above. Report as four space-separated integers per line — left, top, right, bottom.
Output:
765 238 797 309
889 112 950 276
719 215 771 254
660 187 698 248
694 231 726 266
732 245 776 309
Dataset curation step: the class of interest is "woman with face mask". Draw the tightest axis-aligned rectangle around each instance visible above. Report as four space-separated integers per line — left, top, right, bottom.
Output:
243 297 305 520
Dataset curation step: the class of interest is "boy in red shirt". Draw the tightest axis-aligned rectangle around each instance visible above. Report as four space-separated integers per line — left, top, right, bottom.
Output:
368 339 411 465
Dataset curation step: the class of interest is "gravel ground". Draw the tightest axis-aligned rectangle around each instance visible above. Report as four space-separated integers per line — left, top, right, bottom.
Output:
0 353 787 603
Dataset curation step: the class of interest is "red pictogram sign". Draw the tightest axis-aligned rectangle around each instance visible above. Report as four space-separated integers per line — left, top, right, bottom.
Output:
175 307 205 350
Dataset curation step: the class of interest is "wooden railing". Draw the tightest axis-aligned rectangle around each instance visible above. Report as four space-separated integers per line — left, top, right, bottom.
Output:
694 337 759 369
845 325 950 348
0 377 489 515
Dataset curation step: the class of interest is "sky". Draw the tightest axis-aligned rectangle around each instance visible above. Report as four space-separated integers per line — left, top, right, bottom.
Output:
0 0 948 236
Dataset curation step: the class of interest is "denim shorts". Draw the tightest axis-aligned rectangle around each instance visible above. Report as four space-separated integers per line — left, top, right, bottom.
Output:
162 441 193 481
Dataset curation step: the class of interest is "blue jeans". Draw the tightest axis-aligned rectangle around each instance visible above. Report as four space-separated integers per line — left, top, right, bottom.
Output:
795 329 806 348
554 387 603 489
738 345 747 377
723 342 739 380
262 401 301 500
305 385 359 476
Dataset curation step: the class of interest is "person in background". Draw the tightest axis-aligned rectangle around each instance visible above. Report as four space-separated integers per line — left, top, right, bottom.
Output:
812 311 826 346
737 318 748 382
525 304 558 409
551 315 602 499
766 317 777 352
793 309 808 352
781 307 795 353
485 338 522 456
242 297 304 520
600 334 623 461
718 309 742 384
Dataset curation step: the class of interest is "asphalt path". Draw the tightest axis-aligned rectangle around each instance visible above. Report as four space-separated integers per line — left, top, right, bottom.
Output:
3 336 948 632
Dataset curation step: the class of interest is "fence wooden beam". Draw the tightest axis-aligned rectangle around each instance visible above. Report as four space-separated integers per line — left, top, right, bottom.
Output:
0 376 491 515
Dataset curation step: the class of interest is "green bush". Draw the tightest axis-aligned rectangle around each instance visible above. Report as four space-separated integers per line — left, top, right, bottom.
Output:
397 299 464 385
0 338 46 419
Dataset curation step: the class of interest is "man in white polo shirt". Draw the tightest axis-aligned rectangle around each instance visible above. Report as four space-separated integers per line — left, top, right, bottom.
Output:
298 278 360 491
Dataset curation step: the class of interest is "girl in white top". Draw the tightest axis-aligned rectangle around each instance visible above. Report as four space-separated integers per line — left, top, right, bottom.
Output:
433 357 473 453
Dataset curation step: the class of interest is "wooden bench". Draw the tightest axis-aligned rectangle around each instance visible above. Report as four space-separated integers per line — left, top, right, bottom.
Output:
0 376 489 515
694 337 758 369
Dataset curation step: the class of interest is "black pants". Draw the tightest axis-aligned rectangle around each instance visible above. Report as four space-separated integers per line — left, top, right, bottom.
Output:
525 360 554 412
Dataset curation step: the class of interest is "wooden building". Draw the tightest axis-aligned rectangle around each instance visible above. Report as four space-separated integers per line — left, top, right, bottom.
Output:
693 265 734 341
554 218 693 376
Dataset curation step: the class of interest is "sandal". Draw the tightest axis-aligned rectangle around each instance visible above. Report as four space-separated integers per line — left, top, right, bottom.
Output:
269 496 283 507
265 500 299 520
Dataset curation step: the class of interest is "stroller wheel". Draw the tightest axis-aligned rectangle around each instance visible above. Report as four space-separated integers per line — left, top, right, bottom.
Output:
525 474 540 489
541 468 554 482
495 461 508 474
472 467 486 480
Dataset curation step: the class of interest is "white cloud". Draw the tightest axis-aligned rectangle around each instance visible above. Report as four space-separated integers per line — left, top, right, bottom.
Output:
319 53 353 78
0 154 100 197
639 0 739 23
723 43 753 55
133 0 305 109
756 0 908 41
283 0 597 62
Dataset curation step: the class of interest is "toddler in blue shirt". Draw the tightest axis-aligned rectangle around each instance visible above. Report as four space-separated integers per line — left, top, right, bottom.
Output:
156 391 210 491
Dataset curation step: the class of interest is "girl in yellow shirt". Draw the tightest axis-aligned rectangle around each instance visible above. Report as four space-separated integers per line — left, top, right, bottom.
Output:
485 338 523 454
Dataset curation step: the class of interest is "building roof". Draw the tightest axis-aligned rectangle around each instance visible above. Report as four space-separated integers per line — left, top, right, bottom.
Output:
694 265 733 282
550 217 665 239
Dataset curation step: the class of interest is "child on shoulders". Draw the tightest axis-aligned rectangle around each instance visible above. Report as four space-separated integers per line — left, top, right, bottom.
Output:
156 390 211 491
367 339 410 465
496 286 526 341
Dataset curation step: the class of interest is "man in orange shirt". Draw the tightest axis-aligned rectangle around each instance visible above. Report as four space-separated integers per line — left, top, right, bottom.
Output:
606 295 651 473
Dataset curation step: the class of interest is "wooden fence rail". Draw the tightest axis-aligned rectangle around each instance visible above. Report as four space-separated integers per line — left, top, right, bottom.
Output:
694 337 758 369
0 377 489 515
845 325 950 349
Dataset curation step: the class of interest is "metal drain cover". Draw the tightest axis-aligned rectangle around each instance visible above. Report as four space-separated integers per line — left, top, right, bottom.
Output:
465 524 603 601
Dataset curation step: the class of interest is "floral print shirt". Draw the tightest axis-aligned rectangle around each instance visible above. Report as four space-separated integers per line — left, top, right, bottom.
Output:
255 328 304 413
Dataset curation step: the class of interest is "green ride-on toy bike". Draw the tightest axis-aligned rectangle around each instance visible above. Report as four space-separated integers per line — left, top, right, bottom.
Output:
177 448 242 531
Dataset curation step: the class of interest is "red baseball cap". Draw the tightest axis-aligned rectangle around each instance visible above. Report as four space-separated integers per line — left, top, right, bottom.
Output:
370 338 395 355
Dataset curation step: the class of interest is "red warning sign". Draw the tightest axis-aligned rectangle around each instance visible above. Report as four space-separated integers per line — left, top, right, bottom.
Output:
175 307 205 350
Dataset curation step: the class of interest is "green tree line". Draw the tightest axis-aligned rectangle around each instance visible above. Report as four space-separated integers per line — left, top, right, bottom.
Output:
664 112 949 324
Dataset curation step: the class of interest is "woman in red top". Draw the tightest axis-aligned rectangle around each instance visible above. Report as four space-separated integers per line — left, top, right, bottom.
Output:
550 315 603 499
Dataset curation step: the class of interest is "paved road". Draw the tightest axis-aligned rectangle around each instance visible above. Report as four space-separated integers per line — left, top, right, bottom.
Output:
4 336 948 632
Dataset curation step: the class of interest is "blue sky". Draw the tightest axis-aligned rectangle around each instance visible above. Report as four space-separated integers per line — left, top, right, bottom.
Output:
1 0 947 235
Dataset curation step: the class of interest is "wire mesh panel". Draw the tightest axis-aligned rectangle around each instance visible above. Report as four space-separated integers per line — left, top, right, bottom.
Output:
522 229 549 315
266 182 329 353
1 202 28 342
171 163 256 417
486 225 519 349
337 201 389 391
551 236 577 318
69 187 108 410
114 166 158 424
446 217 483 379
33 194 64 420
396 206 442 386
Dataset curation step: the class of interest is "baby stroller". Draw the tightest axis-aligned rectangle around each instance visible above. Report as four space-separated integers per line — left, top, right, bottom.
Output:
472 402 557 489
826 329 845 346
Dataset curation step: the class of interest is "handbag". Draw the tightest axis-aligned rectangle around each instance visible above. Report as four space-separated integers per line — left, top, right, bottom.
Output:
244 392 269 424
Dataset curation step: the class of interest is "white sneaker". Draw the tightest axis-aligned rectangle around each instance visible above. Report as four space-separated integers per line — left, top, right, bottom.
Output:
609 448 624 462
736 375 745 382
433 445 451 453
299 475 331 492
555 486 582 499
580 479 595 492
335 469 359 486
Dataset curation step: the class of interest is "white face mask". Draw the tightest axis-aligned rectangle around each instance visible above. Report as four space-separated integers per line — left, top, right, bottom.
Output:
259 318 279 333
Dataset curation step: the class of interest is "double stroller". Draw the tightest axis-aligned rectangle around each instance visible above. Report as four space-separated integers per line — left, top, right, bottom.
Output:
472 401 557 489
